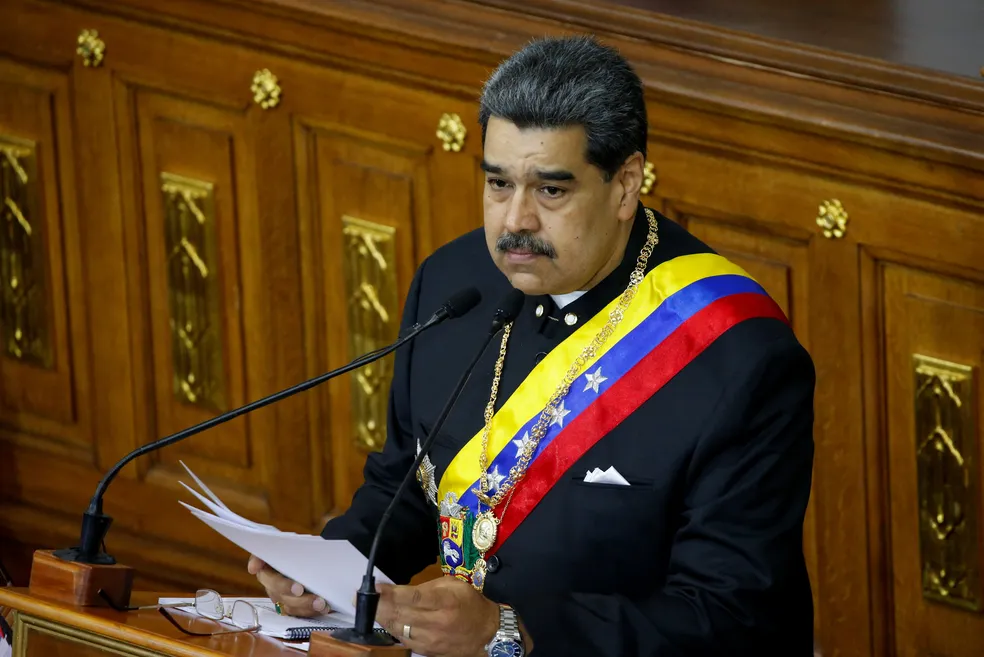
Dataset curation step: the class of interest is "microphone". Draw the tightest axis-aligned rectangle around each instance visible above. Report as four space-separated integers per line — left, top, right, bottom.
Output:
333 287 525 647
53 287 482 566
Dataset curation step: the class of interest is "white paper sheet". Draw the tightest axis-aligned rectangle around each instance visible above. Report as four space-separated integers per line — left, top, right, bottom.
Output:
175 464 393 623
178 460 231 510
177 483 281 533
184 505 392 622
176 464 424 657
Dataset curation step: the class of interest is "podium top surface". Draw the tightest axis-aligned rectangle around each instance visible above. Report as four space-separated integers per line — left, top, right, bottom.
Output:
0 587 306 656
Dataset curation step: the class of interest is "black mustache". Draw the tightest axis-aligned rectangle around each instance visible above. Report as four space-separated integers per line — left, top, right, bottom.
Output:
495 232 557 259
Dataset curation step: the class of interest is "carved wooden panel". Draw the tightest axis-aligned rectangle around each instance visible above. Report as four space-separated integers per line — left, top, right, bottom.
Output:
15 622 112 657
0 59 91 456
286 60 481 515
296 122 425 512
160 173 226 414
340 215 399 453
913 354 979 610
101 18 315 564
0 135 47 366
883 262 984 657
128 91 250 478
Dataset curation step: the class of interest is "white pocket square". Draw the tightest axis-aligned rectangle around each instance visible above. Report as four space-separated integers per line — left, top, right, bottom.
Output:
583 465 630 486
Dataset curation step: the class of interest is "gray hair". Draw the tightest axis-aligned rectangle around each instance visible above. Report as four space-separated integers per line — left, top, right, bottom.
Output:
478 35 647 181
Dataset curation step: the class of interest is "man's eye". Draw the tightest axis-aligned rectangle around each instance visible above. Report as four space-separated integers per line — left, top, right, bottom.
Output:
541 186 564 197
487 178 509 190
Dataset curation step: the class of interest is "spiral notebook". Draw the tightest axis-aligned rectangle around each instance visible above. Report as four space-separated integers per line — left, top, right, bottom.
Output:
283 625 393 641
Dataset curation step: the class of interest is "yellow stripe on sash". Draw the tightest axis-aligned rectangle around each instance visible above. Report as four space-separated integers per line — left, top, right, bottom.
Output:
437 253 755 501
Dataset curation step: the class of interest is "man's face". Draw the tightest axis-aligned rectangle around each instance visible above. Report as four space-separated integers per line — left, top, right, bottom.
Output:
482 117 639 296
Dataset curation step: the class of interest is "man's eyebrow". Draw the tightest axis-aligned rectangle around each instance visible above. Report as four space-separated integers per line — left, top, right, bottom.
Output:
533 168 575 182
479 162 576 182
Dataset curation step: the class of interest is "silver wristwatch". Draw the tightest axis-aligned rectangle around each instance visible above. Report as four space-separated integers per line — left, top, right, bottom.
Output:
485 603 525 657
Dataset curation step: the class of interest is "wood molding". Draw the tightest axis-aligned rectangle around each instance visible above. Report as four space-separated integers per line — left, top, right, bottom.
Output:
466 0 984 108
43 0 984 174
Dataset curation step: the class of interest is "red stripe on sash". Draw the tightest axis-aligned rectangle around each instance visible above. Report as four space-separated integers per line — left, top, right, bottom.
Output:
491 292 788 551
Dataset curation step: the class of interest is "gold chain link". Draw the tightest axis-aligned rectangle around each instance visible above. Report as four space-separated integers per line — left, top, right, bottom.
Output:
476 208 659 508
477 320 512 496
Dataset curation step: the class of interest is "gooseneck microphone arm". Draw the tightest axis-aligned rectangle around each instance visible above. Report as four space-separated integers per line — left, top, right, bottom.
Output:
54 287 482 566
333 288 525 647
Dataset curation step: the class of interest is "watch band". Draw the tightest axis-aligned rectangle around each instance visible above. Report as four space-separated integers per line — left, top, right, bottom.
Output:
498 604 522 643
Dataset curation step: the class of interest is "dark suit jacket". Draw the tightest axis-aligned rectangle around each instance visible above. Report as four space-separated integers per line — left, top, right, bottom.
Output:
323 203 816 656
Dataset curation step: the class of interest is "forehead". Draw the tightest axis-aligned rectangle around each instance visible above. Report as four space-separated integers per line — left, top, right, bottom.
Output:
483 117 589 172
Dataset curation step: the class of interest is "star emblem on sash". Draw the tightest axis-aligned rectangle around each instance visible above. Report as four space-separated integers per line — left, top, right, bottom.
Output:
549 400 571 427
416 439 438 506
486 465 506 494
583 367 608 394
512 431 532 457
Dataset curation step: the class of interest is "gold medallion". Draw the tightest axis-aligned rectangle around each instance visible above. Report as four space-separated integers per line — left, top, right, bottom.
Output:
472 557 488 591
472 511 498 552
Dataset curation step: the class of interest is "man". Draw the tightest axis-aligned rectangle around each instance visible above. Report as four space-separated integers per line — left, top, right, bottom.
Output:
250 35 815 656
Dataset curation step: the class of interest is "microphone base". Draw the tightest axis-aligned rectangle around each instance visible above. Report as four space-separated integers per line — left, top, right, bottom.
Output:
51 547 117 565
311 629 409 656
28 549 134 608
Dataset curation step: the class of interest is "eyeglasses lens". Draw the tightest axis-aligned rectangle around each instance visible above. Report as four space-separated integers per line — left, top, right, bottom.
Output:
230 600 258 630
195 590 225 620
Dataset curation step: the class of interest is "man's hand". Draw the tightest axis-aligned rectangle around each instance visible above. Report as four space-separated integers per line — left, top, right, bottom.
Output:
247 555 329 617
375 577 501 657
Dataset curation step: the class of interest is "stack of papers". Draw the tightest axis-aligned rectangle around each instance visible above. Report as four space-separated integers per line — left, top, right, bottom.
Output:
173 461 395 638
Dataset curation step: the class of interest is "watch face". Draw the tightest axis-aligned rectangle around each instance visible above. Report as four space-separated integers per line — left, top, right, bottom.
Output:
489 639 523 657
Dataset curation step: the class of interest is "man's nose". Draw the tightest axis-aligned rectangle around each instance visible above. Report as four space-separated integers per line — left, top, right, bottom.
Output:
503 191 539 234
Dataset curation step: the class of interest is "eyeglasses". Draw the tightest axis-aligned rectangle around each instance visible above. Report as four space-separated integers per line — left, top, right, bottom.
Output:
98 588 260 637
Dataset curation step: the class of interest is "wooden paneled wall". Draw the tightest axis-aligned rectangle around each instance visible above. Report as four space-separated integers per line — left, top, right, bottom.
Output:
0 1 982 655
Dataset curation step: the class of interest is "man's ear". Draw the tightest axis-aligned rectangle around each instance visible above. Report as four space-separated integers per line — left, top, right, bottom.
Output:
616 152 645 221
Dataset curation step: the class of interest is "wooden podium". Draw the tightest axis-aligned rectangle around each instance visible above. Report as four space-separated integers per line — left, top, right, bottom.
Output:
2 552 410 657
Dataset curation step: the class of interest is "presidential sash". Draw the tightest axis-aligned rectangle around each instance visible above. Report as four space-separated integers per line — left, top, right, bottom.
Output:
426 252 788 583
